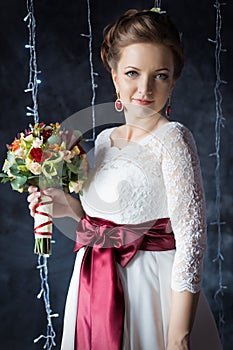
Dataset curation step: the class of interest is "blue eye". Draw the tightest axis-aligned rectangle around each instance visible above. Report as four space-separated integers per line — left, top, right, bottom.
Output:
154 73 168 80
126 71 138 78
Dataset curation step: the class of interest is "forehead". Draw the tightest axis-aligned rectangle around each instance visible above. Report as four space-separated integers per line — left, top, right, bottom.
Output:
118 42 174 69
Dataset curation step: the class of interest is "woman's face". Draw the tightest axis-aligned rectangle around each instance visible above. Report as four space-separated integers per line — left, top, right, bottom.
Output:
112 42 176 116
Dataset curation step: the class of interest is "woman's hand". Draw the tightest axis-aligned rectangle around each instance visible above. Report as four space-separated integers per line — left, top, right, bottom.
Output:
166 290 199 350
27 186 84 222
166 336 190 350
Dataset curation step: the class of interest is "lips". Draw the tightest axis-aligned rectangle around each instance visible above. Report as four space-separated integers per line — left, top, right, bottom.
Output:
132 98 154 105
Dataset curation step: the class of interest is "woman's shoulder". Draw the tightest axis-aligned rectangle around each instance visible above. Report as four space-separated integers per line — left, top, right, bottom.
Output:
156 121 197 155
158 121 194 142
157 120 190 135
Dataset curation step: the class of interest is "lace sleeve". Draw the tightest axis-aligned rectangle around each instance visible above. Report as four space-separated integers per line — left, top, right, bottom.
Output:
161 124 207 293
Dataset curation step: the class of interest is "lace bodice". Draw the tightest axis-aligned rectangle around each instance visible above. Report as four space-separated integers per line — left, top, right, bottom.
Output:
80 122 207 293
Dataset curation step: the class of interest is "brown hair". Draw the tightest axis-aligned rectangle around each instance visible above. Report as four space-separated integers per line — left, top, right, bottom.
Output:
101 9 184 79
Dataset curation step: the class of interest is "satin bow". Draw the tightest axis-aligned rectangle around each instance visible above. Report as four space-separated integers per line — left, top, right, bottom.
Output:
74 215 175 350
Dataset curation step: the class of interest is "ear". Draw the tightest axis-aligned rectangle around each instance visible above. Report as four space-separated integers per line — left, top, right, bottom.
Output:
111 68 118 91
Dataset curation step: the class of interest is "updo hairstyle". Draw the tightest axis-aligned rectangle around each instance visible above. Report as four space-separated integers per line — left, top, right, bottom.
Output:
101 9 184 79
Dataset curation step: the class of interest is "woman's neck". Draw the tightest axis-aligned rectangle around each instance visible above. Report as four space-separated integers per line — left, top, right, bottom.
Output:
123 111 167 141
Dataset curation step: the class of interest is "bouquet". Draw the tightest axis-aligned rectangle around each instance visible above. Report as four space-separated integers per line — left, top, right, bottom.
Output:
0 122 88 256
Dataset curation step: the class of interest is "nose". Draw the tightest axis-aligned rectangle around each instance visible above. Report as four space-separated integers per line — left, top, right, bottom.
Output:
138 76 153 96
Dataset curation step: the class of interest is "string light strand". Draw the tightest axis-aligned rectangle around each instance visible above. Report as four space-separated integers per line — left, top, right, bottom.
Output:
24 0 41 124
208 0 227 343
152 1 166 14
154 0 161 9
24 1 58 348
81 0 98 141
33 255 59 349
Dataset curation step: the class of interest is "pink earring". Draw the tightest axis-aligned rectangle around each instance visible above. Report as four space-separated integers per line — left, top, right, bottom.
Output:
166 95 171 118
115 91 123 112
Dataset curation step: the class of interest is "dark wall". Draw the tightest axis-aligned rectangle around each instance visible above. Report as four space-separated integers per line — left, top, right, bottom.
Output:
0 1 232 349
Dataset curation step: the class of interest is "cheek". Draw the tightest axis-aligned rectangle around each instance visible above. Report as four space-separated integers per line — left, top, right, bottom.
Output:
155 80 173 95
119 79 135 94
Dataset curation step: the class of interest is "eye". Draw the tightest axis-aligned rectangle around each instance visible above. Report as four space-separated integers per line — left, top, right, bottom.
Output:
154 73 168 80
125 71 138 78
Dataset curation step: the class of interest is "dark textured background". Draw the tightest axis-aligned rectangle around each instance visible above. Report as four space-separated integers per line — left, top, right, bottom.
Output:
0 1 232 349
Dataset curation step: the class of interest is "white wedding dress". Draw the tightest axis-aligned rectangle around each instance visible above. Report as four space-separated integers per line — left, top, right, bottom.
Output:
61 122 222 350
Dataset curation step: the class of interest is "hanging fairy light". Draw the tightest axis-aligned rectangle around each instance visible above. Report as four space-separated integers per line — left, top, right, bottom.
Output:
154 0 161 9
24 0 41 123
208 0 227 343
24 1 58 349
151 1 166 14
80 0 98 141
33 256 59 349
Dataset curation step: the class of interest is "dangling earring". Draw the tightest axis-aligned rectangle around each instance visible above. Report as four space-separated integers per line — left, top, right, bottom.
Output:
166 95 172 118
115 91 123 112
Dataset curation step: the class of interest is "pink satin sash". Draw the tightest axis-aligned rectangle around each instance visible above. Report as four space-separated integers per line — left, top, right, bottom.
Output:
74 215 175 350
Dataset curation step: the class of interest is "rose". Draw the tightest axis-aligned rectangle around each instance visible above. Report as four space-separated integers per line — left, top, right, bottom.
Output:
27 162 42 175
63 150 72 163
14 147 24 158
30 147 43 163
33 137 43 148
42 126 53 140
69 180 84 193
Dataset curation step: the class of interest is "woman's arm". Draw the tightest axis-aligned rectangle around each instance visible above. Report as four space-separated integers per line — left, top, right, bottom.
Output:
161 124 207 349
166 290 200 350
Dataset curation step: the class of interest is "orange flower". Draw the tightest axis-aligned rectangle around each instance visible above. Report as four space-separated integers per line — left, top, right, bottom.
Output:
48 143 61 152
9 139 21 152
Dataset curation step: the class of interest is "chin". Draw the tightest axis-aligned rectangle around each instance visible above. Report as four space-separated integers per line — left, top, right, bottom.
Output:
125 103 157 119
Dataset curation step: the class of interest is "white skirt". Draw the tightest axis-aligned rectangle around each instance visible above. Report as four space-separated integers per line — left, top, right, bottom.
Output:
60 249 222 350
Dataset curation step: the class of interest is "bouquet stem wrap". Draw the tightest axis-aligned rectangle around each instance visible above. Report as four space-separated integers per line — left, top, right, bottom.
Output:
34 191 53 256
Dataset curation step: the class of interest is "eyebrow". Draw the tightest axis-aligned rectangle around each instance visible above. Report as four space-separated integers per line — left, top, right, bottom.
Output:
124 66 170 72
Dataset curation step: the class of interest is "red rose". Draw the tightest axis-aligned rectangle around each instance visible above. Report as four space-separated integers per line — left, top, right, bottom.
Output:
30 147 43 163
42 127 53 140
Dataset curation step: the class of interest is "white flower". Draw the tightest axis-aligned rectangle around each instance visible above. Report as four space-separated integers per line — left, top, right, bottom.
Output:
27 162 42 175
63 150 72 163
14 147 24 158
33 137 43 148
69 180 84 193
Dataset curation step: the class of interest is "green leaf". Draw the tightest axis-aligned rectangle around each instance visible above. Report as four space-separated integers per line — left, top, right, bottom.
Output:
66 162 79 174
47 135 61 145
27 175 38 179
7 152 15 165
11 176 27 191
1 177 11 184
15 158 25 166
2 153 15 171
10 164 20 175
17 165 28 172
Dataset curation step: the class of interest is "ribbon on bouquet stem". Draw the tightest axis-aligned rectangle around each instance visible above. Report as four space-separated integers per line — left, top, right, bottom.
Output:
34 191 53 256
